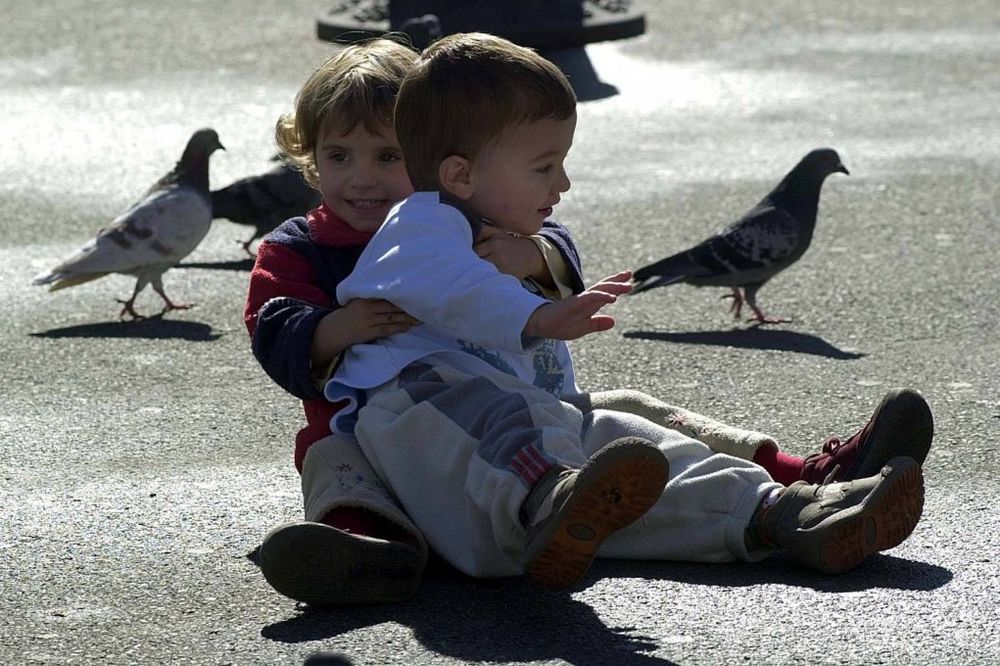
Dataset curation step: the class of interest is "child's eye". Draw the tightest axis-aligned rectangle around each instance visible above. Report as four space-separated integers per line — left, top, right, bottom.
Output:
378 152 402 164
536 164 554 174
328 152 348 163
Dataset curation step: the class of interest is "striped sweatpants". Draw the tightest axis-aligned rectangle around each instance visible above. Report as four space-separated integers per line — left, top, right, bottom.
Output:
354 358 781 578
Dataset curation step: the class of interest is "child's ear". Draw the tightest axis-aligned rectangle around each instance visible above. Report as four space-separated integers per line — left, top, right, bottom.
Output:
439 155 474 200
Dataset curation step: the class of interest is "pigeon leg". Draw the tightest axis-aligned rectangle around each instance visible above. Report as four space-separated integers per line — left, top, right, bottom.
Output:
237 236 258 258
152 275 193 313
116 297 145 321
721 287 744 318
745 284 790 324
117 277 149 321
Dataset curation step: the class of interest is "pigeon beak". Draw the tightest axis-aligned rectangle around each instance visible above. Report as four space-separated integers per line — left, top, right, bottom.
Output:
836 162 849 175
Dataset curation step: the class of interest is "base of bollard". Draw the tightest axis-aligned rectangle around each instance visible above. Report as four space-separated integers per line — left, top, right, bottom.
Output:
316 0 645 49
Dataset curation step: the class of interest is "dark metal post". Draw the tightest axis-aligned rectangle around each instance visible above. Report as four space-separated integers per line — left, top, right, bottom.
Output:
316 0 645 49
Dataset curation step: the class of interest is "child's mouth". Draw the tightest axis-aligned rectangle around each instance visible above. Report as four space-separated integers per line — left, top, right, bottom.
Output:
538 206 553 217
348 199 388 210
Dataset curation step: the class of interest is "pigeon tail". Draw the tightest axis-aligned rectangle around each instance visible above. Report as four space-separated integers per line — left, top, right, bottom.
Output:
630 252 709 295
630 272 687 295
33 271 107 291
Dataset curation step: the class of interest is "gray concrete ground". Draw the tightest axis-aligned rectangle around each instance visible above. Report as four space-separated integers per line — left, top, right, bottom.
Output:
2 1 999 664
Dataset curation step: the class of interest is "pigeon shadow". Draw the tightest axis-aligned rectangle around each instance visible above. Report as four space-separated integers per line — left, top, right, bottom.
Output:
30 314 222 341
541 47 619 102
260 560 675 665
624 328 866 360
179 258 255 272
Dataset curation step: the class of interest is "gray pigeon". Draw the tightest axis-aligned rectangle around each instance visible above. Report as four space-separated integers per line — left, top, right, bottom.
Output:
630 148 849 323
33 128 225 320
210 157 319 257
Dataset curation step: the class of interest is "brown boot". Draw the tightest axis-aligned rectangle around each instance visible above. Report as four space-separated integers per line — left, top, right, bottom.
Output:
523 437 669 588
757 456 924 573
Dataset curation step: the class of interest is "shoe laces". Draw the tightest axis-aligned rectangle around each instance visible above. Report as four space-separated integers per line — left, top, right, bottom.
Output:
821 436 844 454
810 465 842 497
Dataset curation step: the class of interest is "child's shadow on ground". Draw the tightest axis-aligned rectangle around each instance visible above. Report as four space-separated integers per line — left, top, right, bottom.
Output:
261 561 674 665
258 554 949 664
625 328 866 360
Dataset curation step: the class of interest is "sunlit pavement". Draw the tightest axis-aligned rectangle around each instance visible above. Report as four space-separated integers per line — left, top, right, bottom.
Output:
1 2 998 664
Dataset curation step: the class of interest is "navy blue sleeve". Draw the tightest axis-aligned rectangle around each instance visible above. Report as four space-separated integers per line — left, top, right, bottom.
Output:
251 297 332 400
539 218 585 294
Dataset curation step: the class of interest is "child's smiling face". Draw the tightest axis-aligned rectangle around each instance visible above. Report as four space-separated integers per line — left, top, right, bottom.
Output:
316 122 414 233
463 114 575 236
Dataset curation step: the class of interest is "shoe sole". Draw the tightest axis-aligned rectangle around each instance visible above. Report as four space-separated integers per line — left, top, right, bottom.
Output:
818 457 924 574
851 389 933 479
526 437 670 589
259 522 425 606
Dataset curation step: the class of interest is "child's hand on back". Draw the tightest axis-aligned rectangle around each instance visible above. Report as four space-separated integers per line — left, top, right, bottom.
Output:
311 298 420 366
335 298 420 345
523 271 632 341
475 225 545 281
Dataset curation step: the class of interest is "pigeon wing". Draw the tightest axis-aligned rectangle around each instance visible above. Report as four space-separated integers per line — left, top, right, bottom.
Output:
683 205 803 285
35 186 212 288
211 163 318 230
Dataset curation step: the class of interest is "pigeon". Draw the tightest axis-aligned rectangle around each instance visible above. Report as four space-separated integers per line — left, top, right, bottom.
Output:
33 128 225 320
210 156 319 257
630 148 849 324
397 14 443 50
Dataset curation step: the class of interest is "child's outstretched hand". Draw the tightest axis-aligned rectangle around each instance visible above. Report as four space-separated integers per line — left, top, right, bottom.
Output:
475 225 545 282
523 271 632 341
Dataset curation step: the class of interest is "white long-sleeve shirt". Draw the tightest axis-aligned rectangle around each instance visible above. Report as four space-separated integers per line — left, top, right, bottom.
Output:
328 192 579 398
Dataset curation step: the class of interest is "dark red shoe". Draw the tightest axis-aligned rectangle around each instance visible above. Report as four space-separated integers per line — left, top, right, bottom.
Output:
800 388 933 484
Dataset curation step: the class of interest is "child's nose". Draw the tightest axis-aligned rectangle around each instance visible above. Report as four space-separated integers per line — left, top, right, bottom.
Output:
350 164 378 187
556 165 571 193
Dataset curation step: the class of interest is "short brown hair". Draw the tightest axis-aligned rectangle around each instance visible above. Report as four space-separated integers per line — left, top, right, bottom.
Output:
394 32 577 192
275 38 418 188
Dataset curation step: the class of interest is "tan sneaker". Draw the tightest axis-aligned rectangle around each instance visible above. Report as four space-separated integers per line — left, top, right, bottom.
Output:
524 437 670 588
758 456 924 574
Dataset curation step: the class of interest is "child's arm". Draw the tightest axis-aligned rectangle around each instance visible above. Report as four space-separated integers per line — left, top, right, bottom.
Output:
338 207 550 353
523 271 633 341
310 298 418 366
246 233 417 398
245 239 337 399
339 204 623 351
536 218 585 294
474 219 585 299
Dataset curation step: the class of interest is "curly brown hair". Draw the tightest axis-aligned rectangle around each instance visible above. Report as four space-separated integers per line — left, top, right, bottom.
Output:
275 38 419 189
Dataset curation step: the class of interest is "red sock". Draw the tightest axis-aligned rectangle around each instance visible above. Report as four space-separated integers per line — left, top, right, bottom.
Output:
321 506 404 541
752 446 804 486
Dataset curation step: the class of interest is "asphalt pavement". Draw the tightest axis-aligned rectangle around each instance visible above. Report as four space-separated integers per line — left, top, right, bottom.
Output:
1 1 998 664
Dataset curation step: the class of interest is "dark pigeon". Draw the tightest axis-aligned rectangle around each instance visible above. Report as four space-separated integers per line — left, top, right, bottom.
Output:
33 128 225 320
210 157 320 257
631 148 849 323
397 14 443 50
